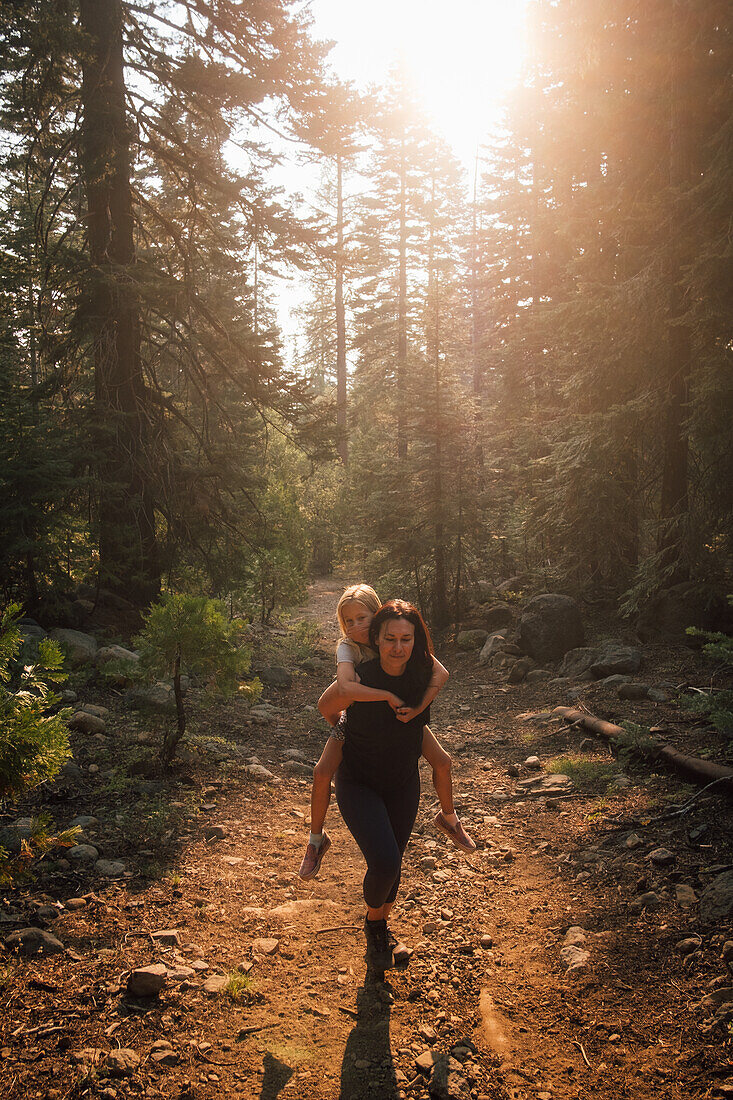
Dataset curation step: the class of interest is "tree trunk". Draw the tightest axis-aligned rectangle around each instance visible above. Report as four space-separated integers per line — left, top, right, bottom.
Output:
80 0 158 606
656 2 697 585
335 154 348 465
397 134 408 459
161 646 186 766
470 147 484 469
428 174 448 631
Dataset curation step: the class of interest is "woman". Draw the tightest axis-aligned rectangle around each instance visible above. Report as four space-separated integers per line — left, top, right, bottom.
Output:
324 599 434 967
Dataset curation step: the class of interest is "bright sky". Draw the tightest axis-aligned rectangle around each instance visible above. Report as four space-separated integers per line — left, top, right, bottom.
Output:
309 0 528 167
277 0 528 353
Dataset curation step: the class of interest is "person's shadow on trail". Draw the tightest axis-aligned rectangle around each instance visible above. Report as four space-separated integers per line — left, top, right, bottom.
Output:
259 1051 294 1099
339 963 400 1100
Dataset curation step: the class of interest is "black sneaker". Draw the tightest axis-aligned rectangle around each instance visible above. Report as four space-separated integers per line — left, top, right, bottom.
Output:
364 918 392 969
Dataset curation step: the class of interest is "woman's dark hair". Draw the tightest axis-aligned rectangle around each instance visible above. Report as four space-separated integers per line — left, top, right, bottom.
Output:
369 600 434 706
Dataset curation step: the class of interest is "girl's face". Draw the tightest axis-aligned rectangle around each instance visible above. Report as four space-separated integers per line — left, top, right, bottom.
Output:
341 600 374 646
377 616 415 676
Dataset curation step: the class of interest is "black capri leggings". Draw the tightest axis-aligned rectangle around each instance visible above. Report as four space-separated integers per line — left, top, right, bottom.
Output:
335 765 420 909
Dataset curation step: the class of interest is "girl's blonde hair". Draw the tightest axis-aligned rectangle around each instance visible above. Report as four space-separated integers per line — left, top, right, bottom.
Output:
336 583 382 637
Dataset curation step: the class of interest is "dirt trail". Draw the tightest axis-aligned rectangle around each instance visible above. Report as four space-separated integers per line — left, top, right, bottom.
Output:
0 578 729 1099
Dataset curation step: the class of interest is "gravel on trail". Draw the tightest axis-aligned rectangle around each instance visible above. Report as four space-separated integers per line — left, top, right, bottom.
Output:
0 578 731 1099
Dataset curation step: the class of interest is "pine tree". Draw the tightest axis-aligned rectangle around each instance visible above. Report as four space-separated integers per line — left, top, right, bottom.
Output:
0 0 337 608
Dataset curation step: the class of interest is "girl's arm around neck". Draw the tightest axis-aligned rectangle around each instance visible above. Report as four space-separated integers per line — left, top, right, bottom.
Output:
333 660 403 709
396 656 448 723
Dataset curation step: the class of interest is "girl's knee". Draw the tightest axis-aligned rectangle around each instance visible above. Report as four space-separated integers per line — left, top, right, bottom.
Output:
313 760 333 785
434 751 452 776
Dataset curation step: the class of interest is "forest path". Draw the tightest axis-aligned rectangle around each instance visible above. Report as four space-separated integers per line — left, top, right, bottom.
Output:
210 578 704 1100
0 578 720 1099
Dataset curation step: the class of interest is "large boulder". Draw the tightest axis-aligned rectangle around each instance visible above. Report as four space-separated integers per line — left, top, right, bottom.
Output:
475 580 495 604
96 644 140 667
589 644 642 678
49 628 98 666
97 645 141 686
558 647 601 679
478 632 506 666
125 682 176 714
558 643 643 680
18 621 47 652
483 602 514 631
517 594 585 664
496 573 537 597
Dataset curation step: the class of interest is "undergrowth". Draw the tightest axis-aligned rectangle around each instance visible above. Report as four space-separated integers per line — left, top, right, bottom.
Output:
545 755 620 792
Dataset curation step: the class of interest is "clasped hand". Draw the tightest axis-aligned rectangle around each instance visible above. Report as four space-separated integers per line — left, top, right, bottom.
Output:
386 693 420 723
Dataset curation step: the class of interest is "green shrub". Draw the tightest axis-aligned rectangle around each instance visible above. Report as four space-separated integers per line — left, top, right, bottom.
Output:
287 620 321 662
685 599 733 737
0 604 70 797
134 593 258 764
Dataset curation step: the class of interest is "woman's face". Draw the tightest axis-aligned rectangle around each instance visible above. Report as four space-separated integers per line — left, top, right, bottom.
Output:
341 600 374 646
377 616 415 676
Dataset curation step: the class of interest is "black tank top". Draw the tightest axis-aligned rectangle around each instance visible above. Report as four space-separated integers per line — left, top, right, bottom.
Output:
341 659 430 793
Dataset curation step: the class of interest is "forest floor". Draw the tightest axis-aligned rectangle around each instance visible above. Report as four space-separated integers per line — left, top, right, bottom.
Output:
1 577 733 1100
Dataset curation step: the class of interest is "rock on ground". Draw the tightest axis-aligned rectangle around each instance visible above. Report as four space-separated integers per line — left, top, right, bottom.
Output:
125 682 177 714
127 964 167 998
96 860 125 877
478 632 506 666
4 927 64 955
258 665 293 688
67 844 99 865
517 594 585 663
49 628 98 665
96 644 139 666
700 870 733 925
67 711 106 736
482 602 514 629
105 1049 140 1077
590 644 642 677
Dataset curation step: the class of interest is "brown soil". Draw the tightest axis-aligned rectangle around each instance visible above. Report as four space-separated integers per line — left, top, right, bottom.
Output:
1 577 732 1099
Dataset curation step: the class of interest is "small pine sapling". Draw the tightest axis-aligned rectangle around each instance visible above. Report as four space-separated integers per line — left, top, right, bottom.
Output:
685 598 733 738
134 594 258 766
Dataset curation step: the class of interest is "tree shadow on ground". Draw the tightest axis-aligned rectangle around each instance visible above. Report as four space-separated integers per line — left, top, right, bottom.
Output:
339 962 399 1100
260 1051 294 1099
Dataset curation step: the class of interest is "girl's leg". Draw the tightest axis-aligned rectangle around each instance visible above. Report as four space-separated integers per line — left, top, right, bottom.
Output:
298 736 343 880
422 726 476 853
421 725 454 816
310 735 343 835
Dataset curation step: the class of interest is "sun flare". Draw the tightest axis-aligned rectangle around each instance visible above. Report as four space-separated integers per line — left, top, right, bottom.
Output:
312 0 528 163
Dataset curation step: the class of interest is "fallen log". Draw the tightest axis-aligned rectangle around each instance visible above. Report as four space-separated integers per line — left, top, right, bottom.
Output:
553 706 733 794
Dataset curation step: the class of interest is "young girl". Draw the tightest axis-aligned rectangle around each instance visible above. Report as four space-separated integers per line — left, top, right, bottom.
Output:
298 583 475 880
